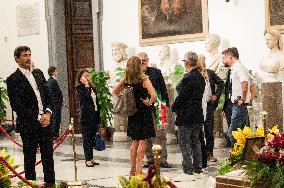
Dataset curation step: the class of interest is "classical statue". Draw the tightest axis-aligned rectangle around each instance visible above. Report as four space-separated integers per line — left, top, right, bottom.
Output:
109 42 128 86
205 34 228 79
259 29 284 82
112 41 128 70
159 44 177 84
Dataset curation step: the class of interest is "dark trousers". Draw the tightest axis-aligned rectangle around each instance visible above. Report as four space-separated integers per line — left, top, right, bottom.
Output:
224 100 233 128
178 125 202 174
199 125 207 168
82 126 98 161
204 102 218 156
20 128 55 183
51 107 62 137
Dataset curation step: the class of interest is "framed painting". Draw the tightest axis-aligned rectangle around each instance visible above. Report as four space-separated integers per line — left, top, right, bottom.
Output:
265 0 284 33
139 0 208 46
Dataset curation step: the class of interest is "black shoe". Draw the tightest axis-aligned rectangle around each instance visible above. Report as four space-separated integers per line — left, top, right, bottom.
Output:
160 162 172 168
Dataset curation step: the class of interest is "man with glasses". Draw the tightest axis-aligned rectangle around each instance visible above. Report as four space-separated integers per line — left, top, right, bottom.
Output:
172 51 205 182
137 52 171 168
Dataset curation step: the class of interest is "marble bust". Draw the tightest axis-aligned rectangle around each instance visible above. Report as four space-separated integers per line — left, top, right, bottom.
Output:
159 44 177 84
110 41 128 85
259 29 284 82
205 34 228 79
111 41 128 70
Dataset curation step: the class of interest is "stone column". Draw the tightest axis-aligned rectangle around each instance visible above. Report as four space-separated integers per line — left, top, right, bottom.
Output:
166 84 177 144
261 82 283 131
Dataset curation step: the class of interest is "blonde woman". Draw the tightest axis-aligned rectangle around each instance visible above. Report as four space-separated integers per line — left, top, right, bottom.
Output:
113 56 157 176
198 55 224 164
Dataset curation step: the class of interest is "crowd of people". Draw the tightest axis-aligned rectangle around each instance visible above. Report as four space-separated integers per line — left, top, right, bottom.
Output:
6 43 255 186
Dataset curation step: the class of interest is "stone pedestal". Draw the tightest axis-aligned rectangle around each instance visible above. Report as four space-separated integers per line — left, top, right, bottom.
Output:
261 82 283 131
112 114 129 142
216 170 251 188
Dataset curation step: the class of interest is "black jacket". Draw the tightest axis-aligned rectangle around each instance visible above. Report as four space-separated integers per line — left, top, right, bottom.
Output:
145 67 169 106
172 68 205 126
6 68 52 133
47 77 63 110
207 69 224 103
76 84 100 125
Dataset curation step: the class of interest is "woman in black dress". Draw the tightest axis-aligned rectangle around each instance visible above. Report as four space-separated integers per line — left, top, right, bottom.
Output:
113 56 157 176
76 69 100 167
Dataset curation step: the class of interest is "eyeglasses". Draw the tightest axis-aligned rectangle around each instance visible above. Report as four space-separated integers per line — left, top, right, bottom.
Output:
140 58 148 63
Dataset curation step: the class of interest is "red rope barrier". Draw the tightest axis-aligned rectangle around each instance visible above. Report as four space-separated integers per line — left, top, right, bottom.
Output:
0 125 23 148
9 129 71 178
0 118 16 122
0 156 42 187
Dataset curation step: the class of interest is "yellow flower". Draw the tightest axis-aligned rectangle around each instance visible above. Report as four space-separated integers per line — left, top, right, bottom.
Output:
271 125 279 134
255 127 264 137
242 127 252 138
232 131 246 146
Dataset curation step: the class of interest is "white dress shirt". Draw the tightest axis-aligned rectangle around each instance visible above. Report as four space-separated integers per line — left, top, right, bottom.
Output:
19 67 45 120
230 61 250 103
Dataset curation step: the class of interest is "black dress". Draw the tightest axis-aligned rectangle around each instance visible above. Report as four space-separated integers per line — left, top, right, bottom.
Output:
127 82 155 140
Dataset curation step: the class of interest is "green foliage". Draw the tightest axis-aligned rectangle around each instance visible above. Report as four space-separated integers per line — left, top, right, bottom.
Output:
0 78 8 121
0 149 19 188
170 64 185 87
244 160 284 188
115 67 125 82
18 181 67 188
90 70 113 127
216 159 234 176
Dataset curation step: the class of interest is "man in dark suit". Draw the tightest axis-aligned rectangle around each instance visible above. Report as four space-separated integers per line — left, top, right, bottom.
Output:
172 51 205 182
205 69 224 162
47 66 63 139
6 46 55 187
137 52 171 168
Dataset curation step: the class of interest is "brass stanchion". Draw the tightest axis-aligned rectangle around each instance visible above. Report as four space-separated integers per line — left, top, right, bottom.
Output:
261 111 268 140
152 144 162 185
67 118 87 186
246 105 253 128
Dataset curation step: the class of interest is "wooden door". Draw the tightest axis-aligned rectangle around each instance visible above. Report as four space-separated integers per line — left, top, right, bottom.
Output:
65 0 95 132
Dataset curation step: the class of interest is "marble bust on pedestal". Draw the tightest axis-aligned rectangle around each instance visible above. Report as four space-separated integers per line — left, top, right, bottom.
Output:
205 34 228 79
259 29 284 82
111 41 129 141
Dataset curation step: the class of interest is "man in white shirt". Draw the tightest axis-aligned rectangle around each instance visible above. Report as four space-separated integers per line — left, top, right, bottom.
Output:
222 47 250 148
6 46 55 187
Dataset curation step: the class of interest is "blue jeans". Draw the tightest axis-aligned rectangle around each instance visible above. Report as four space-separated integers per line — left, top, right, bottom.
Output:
228 104 248 148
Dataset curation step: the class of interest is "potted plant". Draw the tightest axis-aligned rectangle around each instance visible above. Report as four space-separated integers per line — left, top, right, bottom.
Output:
89 70 113 140
0 77 8 122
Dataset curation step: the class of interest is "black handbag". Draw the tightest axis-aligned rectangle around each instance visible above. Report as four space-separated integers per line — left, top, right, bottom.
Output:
94 132 105 151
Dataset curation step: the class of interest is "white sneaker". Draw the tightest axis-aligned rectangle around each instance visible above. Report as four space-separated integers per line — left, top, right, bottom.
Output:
173 173 195 182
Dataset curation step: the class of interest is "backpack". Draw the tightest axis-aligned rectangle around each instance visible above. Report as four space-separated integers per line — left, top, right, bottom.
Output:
113 86 138 116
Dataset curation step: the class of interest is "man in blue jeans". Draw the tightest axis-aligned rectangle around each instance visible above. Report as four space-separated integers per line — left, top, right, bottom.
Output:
222 47 250 148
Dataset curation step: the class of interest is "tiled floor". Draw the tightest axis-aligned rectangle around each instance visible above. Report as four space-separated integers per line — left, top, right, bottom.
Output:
0 135 229 187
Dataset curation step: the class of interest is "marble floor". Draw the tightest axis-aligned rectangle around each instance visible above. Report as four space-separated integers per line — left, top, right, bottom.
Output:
0 135 229 188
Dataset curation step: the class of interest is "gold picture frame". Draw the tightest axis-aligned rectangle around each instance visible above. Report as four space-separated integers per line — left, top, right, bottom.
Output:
139 0 208 46
265 0 284 33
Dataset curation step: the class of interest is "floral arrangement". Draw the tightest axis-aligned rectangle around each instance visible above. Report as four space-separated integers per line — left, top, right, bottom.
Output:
230 127 264 164
244 126 284 188
119 164 177 188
